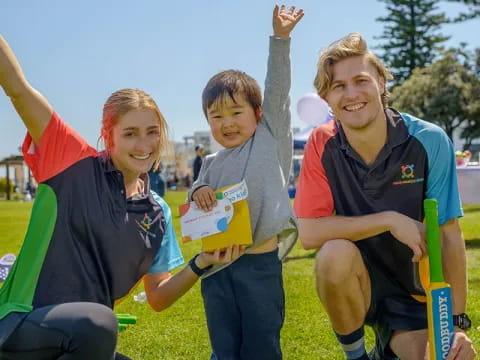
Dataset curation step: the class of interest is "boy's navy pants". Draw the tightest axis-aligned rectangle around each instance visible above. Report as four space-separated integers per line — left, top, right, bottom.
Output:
201 249 285 360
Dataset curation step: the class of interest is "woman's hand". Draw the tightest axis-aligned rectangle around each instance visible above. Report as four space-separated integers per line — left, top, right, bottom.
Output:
196 245 246 268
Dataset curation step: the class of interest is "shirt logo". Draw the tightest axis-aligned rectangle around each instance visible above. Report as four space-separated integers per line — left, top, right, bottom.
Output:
135 213 158 248
401 164 415 179
140 213 153 231
393 164 424 185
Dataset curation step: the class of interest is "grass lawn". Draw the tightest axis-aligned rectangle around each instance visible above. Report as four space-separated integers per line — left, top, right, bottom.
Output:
0 193 478 359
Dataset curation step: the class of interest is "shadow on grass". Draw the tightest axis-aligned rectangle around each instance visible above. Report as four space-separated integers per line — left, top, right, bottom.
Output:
466 239 480 249
463 205 480 214
468 277 480 286
284 251 317 262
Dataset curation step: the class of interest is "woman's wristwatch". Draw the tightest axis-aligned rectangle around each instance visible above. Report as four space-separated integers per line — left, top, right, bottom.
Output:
189 254 213 277
453 313 472 331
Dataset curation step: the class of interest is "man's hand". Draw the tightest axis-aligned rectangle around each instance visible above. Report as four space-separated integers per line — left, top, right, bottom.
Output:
196 245 245 268
446 330 477 359
192 186 217 212
272 4 304 38
388 212 427 262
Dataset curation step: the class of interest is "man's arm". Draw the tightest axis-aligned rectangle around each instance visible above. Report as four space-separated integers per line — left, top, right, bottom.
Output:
298 211 426 262
440 218 467 315
440 218 477 359
0 35 52 144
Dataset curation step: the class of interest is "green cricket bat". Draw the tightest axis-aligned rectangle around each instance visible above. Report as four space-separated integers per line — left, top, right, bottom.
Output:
424 199 454 359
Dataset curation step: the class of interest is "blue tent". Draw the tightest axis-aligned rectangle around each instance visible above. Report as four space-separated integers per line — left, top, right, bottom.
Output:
293 115 334 149
293 125 315 149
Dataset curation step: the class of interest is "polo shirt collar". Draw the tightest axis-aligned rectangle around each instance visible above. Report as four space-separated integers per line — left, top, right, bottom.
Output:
336 107 409 152
385 108 410 150
130 174 151 201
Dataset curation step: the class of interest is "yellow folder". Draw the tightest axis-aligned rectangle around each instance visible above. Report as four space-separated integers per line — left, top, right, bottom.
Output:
201 184 253 252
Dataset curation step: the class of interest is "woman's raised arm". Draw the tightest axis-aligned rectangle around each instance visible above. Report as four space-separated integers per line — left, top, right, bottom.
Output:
0 35 53 144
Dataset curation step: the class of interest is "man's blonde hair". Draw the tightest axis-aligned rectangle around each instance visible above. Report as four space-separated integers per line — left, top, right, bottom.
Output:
314 33 393 109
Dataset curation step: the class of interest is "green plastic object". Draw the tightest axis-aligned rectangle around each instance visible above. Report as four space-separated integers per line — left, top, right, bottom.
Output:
116 313 137 332
116 313 137 324
424 199 444 283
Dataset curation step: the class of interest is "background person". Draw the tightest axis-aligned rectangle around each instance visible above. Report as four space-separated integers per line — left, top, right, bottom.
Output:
148 164 166 197
193 143 205 182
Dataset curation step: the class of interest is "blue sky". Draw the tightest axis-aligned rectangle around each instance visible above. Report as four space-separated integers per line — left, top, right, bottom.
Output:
1 0 479 160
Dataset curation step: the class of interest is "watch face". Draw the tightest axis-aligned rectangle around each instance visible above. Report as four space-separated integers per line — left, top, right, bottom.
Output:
455 314 472 330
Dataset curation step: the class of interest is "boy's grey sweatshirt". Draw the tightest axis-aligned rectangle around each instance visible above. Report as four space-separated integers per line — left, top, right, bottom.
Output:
189 36 298 278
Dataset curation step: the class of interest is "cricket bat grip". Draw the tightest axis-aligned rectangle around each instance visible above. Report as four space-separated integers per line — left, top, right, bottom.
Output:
424 199 444 283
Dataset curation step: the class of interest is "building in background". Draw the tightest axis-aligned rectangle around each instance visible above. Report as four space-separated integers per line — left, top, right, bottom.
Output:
0 155 35 200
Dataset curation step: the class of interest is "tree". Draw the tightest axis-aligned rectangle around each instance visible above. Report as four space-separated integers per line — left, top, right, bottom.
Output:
451 45 480 148
0 177 13 195
447 0 480 21
475 47 480 77
390 50 480 145
460 52 480 148
376 0 450 85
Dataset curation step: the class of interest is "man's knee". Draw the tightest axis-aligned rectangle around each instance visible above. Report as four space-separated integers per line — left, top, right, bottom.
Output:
315 239 363 286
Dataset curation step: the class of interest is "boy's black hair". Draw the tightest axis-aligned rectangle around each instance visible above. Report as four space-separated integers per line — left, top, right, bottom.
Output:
202 70 262 119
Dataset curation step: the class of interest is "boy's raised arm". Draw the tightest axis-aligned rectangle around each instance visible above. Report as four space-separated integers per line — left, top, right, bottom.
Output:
272 4 304 38
262 5 304 139
0 35 53 145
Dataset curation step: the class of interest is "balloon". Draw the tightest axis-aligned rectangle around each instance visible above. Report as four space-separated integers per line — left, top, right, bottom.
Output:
296 93 331 127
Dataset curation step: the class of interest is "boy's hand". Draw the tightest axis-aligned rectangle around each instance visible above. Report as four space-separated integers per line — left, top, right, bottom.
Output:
196 245 246 268
192 186 217 212
273 4 304 38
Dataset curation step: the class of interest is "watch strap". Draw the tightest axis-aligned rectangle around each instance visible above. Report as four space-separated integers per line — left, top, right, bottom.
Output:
189 254 212 277
453 313 471 331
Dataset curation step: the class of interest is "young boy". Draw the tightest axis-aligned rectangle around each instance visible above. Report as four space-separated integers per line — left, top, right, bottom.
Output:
188 4 304 360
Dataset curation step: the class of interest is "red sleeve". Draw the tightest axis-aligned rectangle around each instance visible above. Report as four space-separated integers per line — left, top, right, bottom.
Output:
294 124 335 218
22 112 98 183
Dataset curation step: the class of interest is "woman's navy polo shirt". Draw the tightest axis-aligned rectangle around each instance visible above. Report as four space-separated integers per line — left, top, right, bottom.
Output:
0 112 183 321
294 108 463 301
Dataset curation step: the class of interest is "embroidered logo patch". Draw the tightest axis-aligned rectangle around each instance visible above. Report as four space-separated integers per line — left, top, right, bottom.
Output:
393 164 424 185
135 213 158 248
401 164 415 179
140 213 153 231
